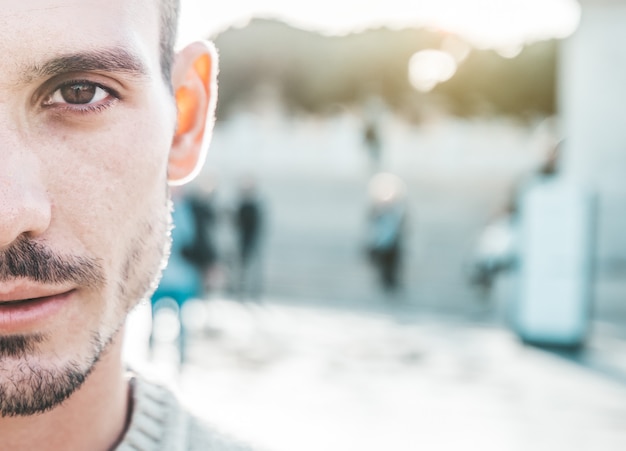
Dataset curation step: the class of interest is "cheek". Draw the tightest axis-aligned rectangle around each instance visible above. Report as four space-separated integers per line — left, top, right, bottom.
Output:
49 120 172 260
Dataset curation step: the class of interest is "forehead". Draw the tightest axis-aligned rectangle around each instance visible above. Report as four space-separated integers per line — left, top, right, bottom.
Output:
0 0 161 82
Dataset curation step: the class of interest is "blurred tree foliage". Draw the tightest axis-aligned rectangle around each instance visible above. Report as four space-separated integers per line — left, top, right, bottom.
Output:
436 41 557 118
212 19 557 121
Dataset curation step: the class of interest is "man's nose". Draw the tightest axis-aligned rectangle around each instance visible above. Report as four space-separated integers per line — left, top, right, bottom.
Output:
0 162 51 249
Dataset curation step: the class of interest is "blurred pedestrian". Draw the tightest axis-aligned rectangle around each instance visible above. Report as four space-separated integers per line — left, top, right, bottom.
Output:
468 138 564 296
183 179 220 295
468 210 517 295
363 119 382 170
361 95 386 172
366 172 407 294
151 187 203 365
233 175 265 300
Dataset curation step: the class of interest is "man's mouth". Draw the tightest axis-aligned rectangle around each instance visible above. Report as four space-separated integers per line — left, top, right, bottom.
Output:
0 287 76 332
0 294 67 306
0 283 75 303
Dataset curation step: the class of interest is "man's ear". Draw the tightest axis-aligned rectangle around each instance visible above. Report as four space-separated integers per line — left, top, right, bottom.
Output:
168 41 218 185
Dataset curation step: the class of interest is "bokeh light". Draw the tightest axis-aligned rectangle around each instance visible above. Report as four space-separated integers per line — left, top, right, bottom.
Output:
408 50 458 92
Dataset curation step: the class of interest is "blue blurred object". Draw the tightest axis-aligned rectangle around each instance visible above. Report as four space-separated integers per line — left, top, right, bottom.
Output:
154 193 204 304
151 191 203 364
513 180 596 350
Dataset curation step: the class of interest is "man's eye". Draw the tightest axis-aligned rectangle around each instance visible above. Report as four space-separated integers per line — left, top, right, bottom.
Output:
46 82 110 106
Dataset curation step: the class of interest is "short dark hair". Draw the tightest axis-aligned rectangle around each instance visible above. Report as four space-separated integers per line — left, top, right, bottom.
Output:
159 0 180 85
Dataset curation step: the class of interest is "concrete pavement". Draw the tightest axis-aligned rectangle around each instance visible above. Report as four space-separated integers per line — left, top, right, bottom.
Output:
125 297 626 451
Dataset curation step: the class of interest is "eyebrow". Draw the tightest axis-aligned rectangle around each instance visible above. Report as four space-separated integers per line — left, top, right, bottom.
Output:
22 47 149 84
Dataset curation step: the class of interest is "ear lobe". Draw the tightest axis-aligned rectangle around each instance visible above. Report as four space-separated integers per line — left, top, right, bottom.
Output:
168 41 218 185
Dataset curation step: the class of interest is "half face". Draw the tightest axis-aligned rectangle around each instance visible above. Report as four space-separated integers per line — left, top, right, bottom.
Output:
0 0 177 415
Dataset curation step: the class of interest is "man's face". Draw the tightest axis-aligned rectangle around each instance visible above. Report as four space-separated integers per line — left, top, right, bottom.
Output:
0 0 177 415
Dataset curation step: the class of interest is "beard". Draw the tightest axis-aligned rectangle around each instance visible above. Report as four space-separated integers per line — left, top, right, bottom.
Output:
0 332 108 417
0 199 172 417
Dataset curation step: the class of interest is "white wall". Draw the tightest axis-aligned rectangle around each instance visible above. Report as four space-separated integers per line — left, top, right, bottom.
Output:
560 0 626 267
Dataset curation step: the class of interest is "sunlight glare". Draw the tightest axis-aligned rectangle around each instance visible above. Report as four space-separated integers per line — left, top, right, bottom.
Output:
408 50 457 92
179 0 581 48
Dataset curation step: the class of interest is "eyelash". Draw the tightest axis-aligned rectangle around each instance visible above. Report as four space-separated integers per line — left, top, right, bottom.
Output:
42 79 120 114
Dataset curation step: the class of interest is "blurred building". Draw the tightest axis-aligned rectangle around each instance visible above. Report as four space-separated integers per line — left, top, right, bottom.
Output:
559 0 626 315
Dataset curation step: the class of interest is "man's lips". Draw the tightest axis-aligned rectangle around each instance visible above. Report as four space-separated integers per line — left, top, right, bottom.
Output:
0 282 75 304
0 285 76 332
0 293 71 306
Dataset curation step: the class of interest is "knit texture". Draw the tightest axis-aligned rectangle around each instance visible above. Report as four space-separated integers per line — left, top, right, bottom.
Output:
116 375 255 451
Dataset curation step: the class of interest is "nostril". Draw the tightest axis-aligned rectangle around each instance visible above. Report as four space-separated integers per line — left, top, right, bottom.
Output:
0 189 52 248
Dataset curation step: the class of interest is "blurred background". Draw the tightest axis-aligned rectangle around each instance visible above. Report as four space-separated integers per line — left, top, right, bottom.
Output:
125 1 626 450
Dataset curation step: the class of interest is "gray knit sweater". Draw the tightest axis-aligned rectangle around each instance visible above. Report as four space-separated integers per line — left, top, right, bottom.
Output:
116 376 255 451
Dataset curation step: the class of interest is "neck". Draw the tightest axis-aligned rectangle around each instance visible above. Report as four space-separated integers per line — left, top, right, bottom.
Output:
0 329 131 451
